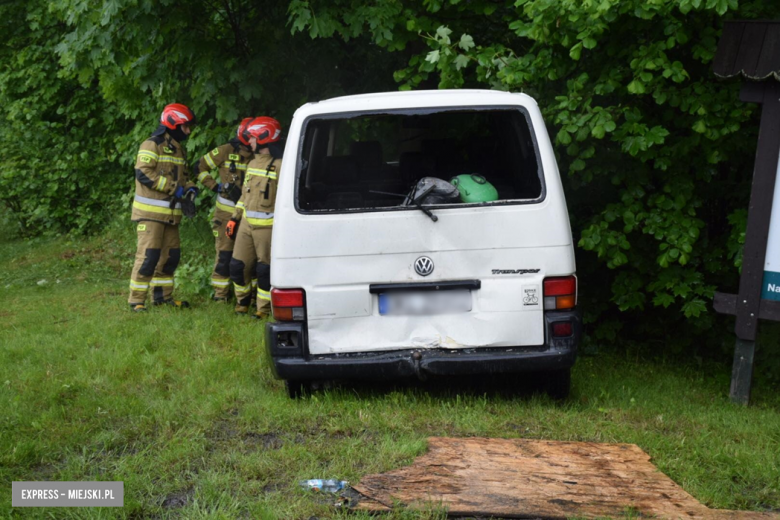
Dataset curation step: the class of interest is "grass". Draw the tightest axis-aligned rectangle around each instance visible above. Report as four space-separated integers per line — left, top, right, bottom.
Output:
0 224 779 519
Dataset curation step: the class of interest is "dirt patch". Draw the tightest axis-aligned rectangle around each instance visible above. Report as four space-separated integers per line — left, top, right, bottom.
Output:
207 419 294 453
244 432 284 450
208 420 239 442
30 462 61 481
162 487 193 508
262 483 283 493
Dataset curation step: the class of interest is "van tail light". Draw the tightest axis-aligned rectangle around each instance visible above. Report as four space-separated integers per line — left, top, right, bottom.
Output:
543 276 576 310
552 322 573 337
271 288 305 321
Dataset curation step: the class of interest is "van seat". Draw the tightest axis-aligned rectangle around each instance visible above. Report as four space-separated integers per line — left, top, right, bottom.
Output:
323 156 359 184
466 137 498 177
350 141 383 172
310 156 361 196
423 138 465 177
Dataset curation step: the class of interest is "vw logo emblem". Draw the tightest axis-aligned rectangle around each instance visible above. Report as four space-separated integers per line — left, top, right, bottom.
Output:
414 256 434 277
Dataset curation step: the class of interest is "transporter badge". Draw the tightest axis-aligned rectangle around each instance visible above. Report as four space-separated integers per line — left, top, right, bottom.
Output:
414 256 434 277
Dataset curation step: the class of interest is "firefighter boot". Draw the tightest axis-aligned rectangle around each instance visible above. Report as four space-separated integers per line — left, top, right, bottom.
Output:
229 226 257 316
154 299 191 308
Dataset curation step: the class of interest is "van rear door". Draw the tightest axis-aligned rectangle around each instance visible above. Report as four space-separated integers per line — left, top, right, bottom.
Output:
272 97 575 355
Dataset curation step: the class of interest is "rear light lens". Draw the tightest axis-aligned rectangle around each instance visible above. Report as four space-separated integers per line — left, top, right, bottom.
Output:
271 288 305 321
552 322 573 337
544 276 576 310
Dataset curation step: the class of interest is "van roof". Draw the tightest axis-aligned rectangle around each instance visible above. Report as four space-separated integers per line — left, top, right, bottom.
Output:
294 89 536 118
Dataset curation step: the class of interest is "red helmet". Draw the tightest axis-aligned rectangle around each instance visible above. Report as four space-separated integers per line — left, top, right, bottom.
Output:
237 117 253 146
160 103 196 129
245 116 282 145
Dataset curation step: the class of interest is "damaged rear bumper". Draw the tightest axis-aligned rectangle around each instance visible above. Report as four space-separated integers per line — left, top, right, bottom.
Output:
264 310 580 381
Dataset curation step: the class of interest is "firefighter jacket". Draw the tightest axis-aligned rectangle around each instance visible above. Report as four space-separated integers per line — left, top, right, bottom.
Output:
232 153 282 229
132 129 195 225
194 139 253 221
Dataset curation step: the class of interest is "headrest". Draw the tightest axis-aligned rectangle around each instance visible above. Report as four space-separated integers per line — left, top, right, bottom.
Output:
350 141 383 170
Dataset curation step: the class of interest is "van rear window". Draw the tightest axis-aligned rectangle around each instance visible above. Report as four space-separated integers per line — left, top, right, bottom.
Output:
296 107 543 213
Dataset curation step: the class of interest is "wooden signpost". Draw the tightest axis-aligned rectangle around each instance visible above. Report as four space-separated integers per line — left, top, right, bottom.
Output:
712 21 780 405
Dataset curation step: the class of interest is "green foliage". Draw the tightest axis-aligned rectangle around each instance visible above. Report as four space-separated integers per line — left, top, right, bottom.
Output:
0 3 132 234
0 0 402 235
288 0 780 358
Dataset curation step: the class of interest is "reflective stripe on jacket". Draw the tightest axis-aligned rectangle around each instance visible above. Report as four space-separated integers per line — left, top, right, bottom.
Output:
132 131 194 225
232 153 282 228
194 140 253 221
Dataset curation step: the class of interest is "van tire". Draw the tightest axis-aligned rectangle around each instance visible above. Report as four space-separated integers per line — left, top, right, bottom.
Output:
285 380 310 399
543 369 571 400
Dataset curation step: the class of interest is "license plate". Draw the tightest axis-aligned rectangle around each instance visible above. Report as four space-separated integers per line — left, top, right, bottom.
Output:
378 290 472 316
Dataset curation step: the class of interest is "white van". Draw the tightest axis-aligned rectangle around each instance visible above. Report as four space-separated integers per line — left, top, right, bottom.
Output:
265 90 579 398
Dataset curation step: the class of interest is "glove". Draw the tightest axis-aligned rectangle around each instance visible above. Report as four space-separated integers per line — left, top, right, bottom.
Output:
214 182 231 195
180 187 197 218
173 186 185 199
181 199 196 218
225 218 239 240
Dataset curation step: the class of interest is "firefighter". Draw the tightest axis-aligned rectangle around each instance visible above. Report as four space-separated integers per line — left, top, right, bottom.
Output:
226 117 283 319
128 103 199 312
193 118 255 302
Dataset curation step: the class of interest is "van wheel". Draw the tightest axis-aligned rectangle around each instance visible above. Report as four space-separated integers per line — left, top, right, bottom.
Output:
543 369 571 400
285 380 310 399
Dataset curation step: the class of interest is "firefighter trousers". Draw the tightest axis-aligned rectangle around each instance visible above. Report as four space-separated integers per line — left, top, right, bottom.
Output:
211 218 235 299
128 221 181 305
230 223 272 314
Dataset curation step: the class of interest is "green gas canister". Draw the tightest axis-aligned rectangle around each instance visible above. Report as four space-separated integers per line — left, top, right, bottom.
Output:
450 174 499 203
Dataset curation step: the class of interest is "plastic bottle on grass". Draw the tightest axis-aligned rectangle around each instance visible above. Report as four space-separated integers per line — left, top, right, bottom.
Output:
299 479 347 492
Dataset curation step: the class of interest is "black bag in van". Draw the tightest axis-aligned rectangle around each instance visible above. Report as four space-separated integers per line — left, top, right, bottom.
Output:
406 177 461 205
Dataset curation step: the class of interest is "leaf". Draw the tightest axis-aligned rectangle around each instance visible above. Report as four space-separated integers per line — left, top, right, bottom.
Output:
425 50 440 64
583 37 597 50
569 43 583 61
459 34 475 51
653 293 675 308
435 25 452 44
557 128 572 145
454 54 470 70
592 125 606 139
682 299 707 318
627 80 646 94
646 126 669 145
